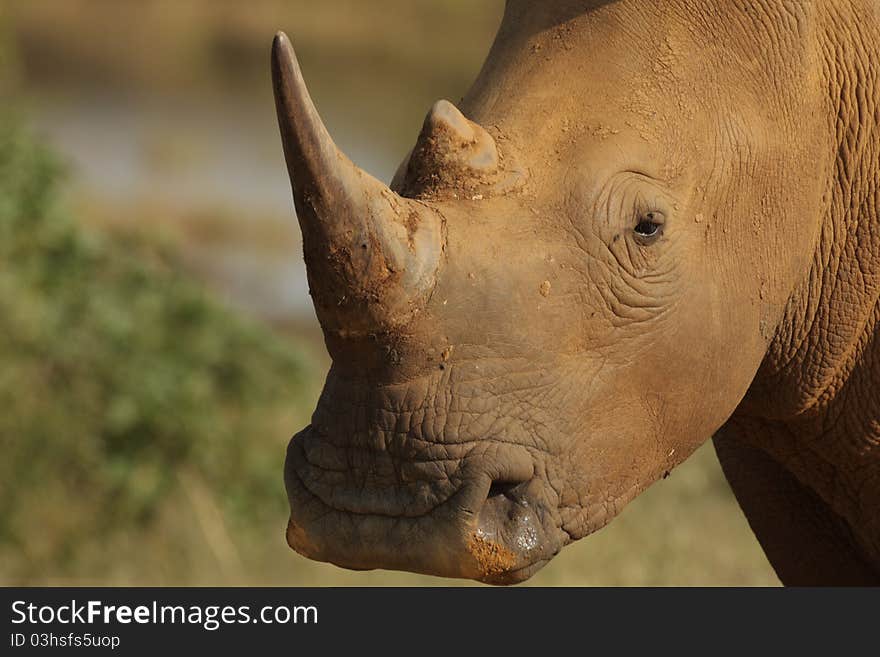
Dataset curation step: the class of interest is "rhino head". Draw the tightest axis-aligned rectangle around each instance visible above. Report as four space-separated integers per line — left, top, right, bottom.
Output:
273 0 829 584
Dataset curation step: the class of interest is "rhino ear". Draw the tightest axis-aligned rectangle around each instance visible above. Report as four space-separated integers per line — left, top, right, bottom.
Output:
271 32 443 332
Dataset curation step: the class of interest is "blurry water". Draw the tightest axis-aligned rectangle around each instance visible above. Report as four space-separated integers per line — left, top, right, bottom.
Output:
25 90 401 320
26 92 400 214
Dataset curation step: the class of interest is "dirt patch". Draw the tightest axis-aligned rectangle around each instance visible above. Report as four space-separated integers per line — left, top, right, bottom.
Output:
468 534 517 577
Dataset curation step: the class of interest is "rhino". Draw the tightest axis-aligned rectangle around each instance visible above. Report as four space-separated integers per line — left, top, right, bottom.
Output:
271 0 880 585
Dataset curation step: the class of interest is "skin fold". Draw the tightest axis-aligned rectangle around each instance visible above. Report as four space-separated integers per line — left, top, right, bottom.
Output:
273 0 880 584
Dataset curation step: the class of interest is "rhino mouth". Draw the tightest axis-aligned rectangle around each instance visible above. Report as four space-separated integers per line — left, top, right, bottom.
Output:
284 424 569 584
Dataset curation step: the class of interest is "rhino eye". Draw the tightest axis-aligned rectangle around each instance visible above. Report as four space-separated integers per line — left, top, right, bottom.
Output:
633 212 664 242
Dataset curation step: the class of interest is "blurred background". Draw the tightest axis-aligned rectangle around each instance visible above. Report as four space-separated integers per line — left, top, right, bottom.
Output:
0 0 777 586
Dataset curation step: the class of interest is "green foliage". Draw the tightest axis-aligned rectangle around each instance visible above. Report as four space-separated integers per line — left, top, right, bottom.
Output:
0 120 314 581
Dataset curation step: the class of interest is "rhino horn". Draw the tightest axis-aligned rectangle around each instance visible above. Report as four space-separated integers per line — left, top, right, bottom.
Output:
394 99 500 197
419 100 499 173
271 32 443 333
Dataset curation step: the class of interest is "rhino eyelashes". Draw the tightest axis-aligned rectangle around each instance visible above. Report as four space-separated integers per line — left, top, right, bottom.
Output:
633 211 664 242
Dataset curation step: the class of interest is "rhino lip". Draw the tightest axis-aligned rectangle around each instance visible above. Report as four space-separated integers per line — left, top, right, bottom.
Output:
283 425 567 583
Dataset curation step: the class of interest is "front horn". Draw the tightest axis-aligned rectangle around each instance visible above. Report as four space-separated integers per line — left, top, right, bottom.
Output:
271 32 443 334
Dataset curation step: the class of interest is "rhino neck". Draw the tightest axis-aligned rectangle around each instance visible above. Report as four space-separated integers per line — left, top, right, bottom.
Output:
754 3 879 412
732 1 880 556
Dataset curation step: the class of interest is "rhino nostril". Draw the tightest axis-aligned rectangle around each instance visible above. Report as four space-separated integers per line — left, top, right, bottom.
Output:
483 455 535 503
487 479 522 500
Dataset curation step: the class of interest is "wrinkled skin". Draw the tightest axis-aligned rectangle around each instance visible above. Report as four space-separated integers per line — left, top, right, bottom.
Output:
275 0 880 584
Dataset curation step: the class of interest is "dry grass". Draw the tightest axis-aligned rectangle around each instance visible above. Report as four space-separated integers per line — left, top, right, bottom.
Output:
7 1 501 83
5 0 503 151
16 443 777 587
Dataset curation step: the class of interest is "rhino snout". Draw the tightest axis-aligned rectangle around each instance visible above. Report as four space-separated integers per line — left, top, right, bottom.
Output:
283 423 567 584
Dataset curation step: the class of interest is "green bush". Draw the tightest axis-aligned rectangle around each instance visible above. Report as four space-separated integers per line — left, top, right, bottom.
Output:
0 119 314 581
